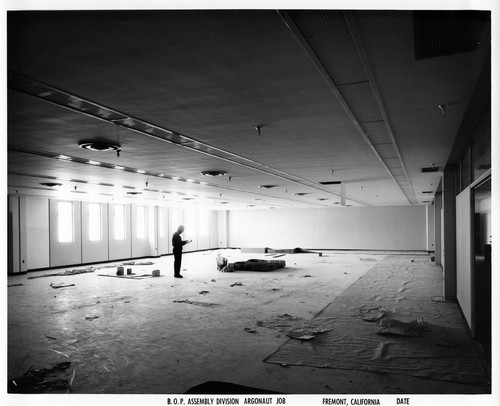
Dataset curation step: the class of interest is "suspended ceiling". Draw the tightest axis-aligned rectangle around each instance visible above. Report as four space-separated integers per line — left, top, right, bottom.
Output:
7 9 491 209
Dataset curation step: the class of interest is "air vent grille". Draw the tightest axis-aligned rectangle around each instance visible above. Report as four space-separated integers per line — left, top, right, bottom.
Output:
421 166 439 173
414 10 487 59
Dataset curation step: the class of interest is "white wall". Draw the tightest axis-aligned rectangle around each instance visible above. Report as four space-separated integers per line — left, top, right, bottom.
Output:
456 188 473 330
228 205 427 251
14 195 221 271
26 196 50 270
49 199 82 268
82 201 109 264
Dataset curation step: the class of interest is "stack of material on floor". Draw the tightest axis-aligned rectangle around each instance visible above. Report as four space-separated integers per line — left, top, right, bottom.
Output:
218 258 286 272
233 259 285 271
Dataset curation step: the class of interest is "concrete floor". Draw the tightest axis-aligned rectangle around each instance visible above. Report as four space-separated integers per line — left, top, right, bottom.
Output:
6 249 493 402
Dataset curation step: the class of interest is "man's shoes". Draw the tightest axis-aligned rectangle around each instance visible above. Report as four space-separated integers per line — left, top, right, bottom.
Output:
174 274 183 278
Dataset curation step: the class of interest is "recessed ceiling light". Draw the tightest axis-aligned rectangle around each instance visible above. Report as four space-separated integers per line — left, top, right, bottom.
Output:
294 192 309 196
136 169 146 174
114 165 125 170
57 155 72 160
317 198 328 201
127 191 142 195
259 185 278 189
39 182 62 187
201 170 227 177
186 179 195 183
88 160 101 166
79 141 121 156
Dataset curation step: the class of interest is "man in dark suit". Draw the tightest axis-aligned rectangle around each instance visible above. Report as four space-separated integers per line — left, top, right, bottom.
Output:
172 225 191 278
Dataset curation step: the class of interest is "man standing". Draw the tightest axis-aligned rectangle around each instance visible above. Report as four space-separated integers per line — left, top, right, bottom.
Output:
172 225 192 278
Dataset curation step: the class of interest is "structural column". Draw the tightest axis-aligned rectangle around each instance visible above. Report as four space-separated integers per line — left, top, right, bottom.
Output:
441 166 457 300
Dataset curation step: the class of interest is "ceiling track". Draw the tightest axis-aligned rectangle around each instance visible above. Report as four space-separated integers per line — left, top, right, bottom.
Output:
8 71 370 207
279 10 418 205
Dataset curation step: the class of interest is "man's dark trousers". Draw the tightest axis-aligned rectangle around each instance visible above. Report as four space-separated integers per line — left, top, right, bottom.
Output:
174 249 182 276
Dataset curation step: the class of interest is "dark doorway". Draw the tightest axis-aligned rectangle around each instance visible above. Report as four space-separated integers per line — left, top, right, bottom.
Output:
472 177 491 368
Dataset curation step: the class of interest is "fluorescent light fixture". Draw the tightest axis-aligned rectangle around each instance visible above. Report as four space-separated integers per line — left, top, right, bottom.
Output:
172 176 180 181
114 165 125 170
88 160 101 166
186 179 195 183
57 155 72 160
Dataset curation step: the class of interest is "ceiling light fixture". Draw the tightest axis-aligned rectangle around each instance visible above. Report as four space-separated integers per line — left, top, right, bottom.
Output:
294 192 309 196
127 191 142 195
39 182 62 187
259 185 278 189
88 160 101 166
79 141 121 157
201 170 227 177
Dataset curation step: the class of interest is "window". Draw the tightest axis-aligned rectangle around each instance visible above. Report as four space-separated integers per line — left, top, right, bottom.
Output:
136 206 145 239
114 205 126 240
58 201 73 243
88 203 101 242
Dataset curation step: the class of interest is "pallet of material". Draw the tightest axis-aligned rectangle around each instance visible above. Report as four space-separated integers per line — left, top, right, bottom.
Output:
233 259 286 272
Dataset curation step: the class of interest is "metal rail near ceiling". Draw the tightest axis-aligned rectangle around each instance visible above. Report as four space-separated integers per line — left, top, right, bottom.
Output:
279 10 417 205
8 71 371 207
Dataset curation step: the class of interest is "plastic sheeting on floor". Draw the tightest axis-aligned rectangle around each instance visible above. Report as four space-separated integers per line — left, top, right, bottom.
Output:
264 255 490 385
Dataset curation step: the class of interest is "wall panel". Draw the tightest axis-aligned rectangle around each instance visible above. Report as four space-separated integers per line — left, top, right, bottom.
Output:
109 203 132 261
49 199 82 267
228 206 427 251
456 188 473 329
81 202 109 264
26 196 50 270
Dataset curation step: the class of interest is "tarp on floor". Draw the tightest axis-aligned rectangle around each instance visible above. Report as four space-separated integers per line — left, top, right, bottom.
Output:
263 255 490 385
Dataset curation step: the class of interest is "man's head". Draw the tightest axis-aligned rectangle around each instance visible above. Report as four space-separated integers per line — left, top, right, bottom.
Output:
178 225 185 234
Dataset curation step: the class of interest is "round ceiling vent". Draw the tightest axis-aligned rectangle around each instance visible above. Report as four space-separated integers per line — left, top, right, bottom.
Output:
79 141 121 156
201 170 227 177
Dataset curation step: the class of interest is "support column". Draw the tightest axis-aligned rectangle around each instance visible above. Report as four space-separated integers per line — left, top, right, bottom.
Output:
434 192 442 266
442 166 457 300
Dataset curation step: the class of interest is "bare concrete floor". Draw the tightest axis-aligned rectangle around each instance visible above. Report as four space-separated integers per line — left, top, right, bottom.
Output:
6 250 492 399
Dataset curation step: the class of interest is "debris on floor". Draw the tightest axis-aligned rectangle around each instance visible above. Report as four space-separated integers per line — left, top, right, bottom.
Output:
376 318 431 337
28 266 96 279
244 327 257 334
173 299 222 308
358 306 387 322
230 282 243 287
8 283 24 287
199 291 210 295
286 329 330 340
85 315 100 320
218 257 286 272
123 260 155 266
50 282 75 289
257 313 327 340
8 362 72 393
359 258 377 262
